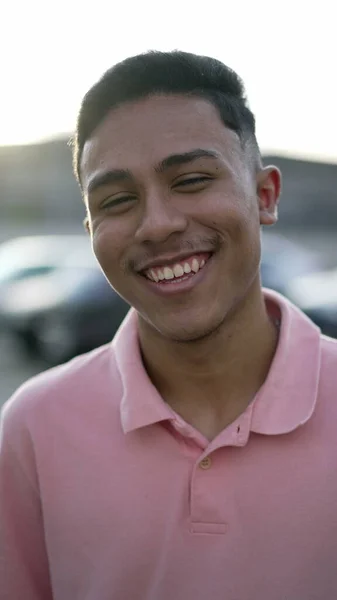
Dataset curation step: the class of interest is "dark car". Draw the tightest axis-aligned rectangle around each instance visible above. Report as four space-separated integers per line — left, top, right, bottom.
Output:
0 237 129 364
0 235 91 288
1 267 129 365
0 235 90 334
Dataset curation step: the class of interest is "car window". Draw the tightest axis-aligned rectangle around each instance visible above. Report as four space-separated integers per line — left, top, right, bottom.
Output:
0 265 55 284
0 235 91 284
14 266 56 281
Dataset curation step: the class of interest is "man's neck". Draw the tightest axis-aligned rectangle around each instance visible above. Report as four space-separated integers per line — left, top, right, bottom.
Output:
138 288 280 440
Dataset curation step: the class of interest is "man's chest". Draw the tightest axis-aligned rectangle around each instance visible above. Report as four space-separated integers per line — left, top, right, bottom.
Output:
38 428 337 599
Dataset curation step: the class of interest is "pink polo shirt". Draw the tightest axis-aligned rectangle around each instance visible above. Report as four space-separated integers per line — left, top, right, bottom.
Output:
1 289 337 600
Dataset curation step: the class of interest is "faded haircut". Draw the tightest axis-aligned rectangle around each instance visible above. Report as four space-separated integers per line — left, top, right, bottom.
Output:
71 50 261 185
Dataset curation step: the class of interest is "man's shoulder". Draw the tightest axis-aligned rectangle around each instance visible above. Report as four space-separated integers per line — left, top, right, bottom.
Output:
320 333 337 360
319 333 337 390
1 342 122 430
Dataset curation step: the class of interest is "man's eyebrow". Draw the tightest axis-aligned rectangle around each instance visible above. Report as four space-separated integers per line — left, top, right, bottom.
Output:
87 169 133 195
86 149 221 195
154 148 221 173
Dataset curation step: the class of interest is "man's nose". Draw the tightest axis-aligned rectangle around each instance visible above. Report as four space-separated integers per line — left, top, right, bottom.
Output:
134 194 188 244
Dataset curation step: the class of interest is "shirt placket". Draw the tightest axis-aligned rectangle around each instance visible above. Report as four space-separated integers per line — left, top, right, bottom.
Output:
188 409 253 535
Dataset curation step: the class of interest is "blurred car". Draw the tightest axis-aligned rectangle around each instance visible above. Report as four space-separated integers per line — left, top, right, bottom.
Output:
285 268 337 338
0 231 330 365
0 234 91 288
260 231 323 293
0 236 129 364
0 235 84 332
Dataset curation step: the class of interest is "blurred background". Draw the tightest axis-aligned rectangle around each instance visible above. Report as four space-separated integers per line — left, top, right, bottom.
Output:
1 0 337 407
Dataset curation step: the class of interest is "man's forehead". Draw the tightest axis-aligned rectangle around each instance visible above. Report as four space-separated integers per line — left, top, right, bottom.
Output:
81 136 242 188
80 95 243 182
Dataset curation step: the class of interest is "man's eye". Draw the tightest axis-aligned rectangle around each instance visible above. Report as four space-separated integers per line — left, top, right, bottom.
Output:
101 195 136 210
174 176 212 188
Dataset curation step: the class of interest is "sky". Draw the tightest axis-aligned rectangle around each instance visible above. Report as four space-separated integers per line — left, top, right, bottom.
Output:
1 0 336 162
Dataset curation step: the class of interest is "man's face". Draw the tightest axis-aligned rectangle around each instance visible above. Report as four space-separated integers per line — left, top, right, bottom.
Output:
81 94 279 341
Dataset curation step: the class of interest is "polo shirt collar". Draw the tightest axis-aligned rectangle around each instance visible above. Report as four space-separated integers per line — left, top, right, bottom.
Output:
114 310 174 433
250 289 321 435
114 289 321 437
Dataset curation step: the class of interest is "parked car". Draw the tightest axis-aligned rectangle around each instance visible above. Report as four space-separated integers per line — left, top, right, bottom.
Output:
0 236 129 364
260 231 323 294
0 232 330 365
0 234 92 334
0 234 90 289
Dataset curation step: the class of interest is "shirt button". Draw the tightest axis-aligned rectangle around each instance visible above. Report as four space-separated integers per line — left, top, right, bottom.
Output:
199 456 212 470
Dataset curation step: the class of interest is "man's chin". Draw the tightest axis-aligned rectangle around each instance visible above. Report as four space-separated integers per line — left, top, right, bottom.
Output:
140 313 226 344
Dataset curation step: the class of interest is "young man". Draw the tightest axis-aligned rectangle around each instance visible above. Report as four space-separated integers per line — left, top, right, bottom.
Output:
1 51 337 600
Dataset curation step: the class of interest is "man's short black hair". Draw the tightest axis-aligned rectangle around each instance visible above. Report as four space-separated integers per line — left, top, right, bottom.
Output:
72 50 260 184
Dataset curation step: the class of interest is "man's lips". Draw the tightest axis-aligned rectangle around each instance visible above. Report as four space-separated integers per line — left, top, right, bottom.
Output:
136 252 214 297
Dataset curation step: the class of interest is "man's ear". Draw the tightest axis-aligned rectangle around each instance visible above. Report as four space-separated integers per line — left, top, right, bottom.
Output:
83 216 91 234
257 166 282 226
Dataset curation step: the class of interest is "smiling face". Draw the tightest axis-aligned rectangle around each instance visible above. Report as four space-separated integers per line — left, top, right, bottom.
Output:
80 94 280 342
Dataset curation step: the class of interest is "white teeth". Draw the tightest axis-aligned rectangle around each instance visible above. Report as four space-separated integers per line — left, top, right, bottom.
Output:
146 256 207 283
163 266 174 280
173 264 184 278
150 269 159 282
191 258 200 273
